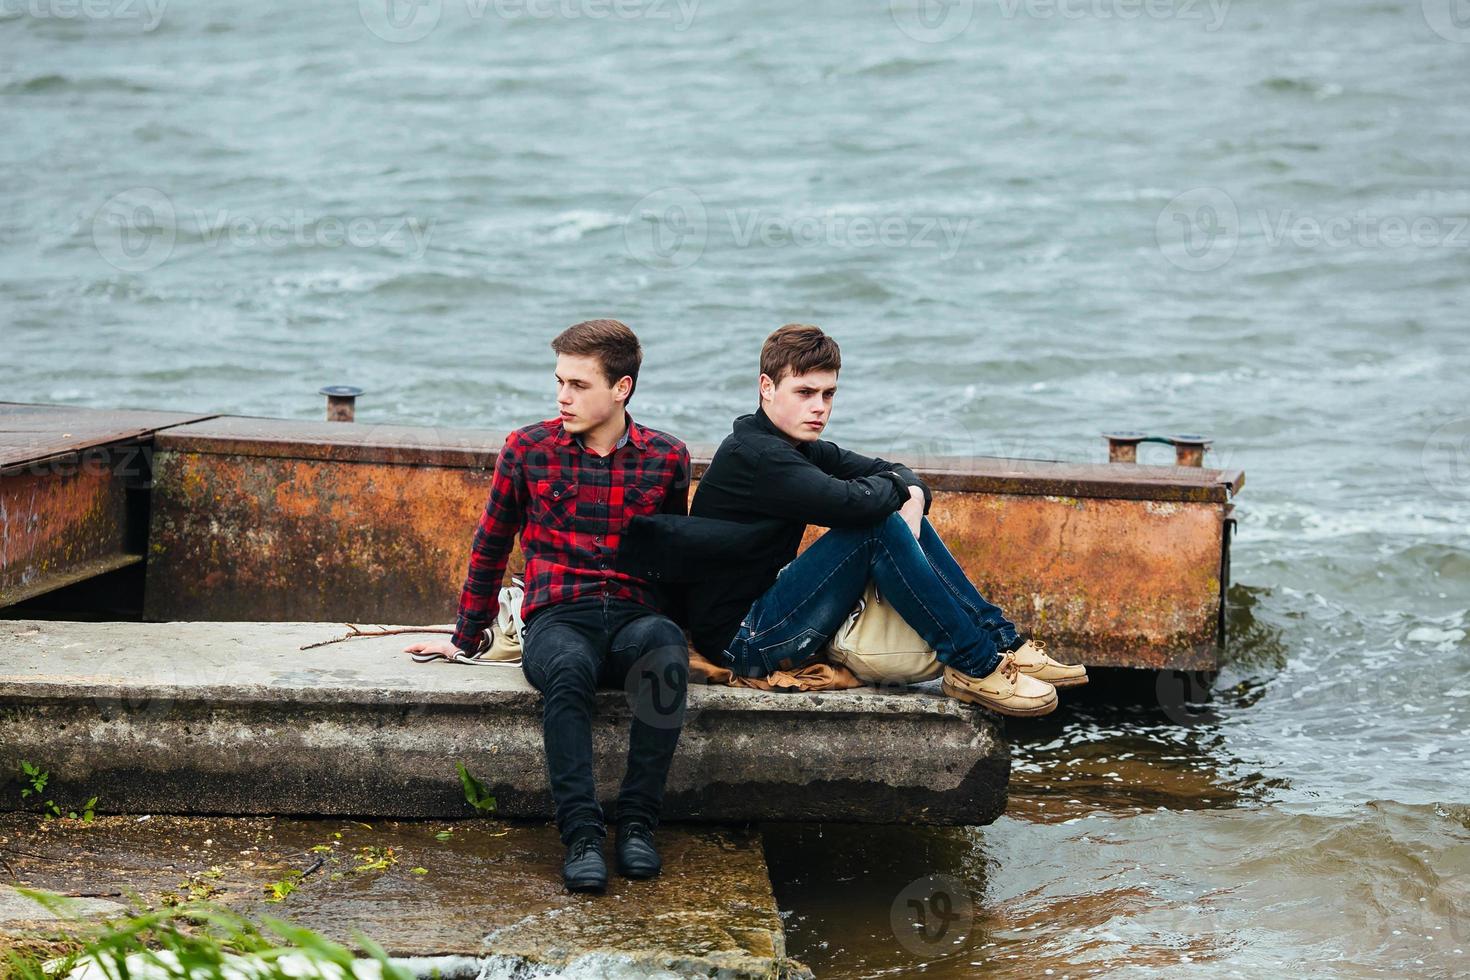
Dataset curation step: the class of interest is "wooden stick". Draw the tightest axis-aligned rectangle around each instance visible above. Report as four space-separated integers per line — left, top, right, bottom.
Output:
300 625 454 651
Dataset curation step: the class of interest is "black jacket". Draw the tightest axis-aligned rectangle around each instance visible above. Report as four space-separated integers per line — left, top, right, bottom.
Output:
616 407 930 657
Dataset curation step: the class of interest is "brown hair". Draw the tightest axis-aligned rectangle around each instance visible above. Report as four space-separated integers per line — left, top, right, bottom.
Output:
760 323 841 386
551 318 643 404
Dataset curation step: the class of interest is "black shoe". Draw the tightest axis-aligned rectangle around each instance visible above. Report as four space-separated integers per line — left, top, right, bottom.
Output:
562 830 607 893
615 820 661 879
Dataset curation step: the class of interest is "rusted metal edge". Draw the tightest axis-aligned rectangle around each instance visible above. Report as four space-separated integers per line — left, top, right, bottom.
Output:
0 552 142 607
155 420 1242 503
0 417 223 476
912 467 1238 504
153 432 502 470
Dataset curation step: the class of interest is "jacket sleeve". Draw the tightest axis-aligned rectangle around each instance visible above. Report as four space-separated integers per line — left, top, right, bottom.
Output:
615 514 792 582
746 443 910 528
809 440 933 515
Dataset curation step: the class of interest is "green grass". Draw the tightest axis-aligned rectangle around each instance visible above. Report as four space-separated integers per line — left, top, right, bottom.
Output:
0 888 416 980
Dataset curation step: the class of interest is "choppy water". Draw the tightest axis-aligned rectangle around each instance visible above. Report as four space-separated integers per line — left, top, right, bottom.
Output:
3 0 1469 975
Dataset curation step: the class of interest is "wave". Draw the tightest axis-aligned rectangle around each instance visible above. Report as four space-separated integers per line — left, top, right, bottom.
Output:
1256 76 1344 100
2 72 155 94
850 55 949 78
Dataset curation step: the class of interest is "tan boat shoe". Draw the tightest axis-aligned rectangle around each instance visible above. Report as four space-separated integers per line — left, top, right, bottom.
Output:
1009 638 1088 688
941 654 1058 717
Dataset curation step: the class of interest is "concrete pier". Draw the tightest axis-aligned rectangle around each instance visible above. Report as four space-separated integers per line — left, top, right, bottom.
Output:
0 813 808 978
1 402 1243 673
0 619 1008 826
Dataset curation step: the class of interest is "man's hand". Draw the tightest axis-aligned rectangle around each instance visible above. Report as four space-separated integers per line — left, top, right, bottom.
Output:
403 638 459 660
898 485 924 540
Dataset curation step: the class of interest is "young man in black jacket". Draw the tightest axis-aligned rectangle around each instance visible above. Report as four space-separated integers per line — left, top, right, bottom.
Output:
618 324 1085 716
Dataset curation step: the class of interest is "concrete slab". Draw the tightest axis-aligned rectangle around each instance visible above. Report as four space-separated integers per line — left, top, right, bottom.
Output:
0 812 809 978
0 620 1008 826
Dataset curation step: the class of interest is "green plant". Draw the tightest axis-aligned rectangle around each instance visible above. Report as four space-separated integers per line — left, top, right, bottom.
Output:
351 846 396 874
455 762 497 814
17 762 97 821
1 887 412 980
262 871 302 903
161 867 224 907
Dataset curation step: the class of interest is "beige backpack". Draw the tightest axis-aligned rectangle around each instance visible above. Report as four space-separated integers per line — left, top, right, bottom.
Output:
825 580 941 684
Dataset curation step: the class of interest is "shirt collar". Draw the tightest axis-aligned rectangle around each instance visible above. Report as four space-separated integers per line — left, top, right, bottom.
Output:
752 406 779 435
556 412 648 452
750 405 802 448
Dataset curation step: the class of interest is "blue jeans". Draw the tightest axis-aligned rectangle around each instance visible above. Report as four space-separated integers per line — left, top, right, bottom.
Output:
721 513 1018 679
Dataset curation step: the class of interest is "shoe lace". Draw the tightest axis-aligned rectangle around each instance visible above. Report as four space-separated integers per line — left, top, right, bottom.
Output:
997 653 1019 684
569 835 600 860
621 821 654 843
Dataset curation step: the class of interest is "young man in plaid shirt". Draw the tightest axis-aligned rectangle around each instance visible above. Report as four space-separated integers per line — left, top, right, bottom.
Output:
405 319 691 893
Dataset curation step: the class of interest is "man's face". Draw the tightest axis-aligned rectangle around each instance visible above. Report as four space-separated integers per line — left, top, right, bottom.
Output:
760 369 837 443
555 353 627 434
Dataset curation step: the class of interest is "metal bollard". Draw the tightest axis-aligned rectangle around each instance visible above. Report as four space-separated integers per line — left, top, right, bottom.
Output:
319 385 363 422
1168 434 1212 467
1103 431 1147 464
1104 431 1213 466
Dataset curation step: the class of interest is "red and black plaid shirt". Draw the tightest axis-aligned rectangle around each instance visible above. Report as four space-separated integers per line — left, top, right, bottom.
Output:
450 415 691 654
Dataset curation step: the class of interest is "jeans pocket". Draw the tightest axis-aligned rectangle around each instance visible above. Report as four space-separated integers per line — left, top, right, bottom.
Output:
753 627 826 675
722 625 759 677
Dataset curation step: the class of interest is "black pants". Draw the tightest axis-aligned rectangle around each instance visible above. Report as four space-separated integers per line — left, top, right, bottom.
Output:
520 598 689 844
